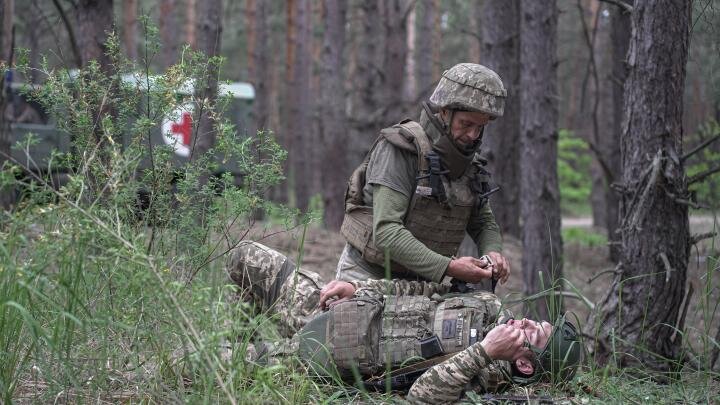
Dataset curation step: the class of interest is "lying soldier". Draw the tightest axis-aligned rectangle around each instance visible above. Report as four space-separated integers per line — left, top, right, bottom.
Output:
227 241 581 403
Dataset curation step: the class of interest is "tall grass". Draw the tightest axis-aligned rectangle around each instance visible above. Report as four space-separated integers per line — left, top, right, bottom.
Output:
0 25 347 403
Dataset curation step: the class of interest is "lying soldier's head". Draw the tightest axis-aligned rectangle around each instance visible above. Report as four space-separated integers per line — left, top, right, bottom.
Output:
489 315 581 383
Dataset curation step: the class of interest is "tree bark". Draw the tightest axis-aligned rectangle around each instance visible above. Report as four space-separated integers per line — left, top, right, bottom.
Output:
416 0 437 101
246 0 270 134
481 0 521 239
589 0 691 372
0 0 14 210
122 0 137 61
520 0 563 321
192 0 221 159
319 0 347 230
348 0 381 165
403 4 416 103
159 0 178 69
606 0 632 263
284 0 312 212
381 0 408 122
76 0 114 72
186 0 196 49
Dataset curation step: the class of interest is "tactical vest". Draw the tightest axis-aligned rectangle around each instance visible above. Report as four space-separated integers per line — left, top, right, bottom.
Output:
299 292 503 379
340 120 492 276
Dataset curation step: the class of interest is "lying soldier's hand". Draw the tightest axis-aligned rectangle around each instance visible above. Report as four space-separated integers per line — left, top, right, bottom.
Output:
480 324 527 361
319 280 356 310
446 256 493 283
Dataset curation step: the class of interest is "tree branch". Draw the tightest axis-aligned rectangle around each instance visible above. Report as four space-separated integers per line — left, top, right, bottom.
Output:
690 231 718 245
688 162 720 185
598 0 633 14
682 132 720 162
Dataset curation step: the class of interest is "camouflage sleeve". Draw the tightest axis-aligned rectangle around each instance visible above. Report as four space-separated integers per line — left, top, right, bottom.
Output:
406 343 510 404
350 278 451 301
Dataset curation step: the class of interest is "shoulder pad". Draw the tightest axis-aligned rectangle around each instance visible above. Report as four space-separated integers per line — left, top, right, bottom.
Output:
380 126 417 153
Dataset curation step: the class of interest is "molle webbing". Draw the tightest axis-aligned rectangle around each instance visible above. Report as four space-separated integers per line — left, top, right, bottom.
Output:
322 294 496 380
328 297 383 376
404 198 473 257
378 295 435 367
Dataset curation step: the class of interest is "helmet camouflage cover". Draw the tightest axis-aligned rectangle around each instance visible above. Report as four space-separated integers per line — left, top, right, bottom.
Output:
533 315 582 383
429 63 507 117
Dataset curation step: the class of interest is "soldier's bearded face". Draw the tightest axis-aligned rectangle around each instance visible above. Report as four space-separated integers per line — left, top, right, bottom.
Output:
448 110 491 146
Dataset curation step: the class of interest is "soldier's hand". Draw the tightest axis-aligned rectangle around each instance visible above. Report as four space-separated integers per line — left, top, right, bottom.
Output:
480 324 527 361
319 280 356 310
446 256 493 283
485 251 510 285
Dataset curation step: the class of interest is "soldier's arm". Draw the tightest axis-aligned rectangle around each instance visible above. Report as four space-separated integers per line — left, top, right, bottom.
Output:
406 342 511 404
372 184 452 282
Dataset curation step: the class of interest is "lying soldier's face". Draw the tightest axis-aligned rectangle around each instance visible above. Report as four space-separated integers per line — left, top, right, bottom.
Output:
506 318 554 353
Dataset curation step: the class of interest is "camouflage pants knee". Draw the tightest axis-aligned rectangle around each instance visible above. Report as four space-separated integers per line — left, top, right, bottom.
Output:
226 241 325 337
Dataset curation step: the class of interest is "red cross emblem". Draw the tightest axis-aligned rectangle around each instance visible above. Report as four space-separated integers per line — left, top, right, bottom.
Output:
162 104 194 157
170 112 192 146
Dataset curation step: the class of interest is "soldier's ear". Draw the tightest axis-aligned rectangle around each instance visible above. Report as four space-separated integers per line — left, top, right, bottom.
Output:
514 357 534 376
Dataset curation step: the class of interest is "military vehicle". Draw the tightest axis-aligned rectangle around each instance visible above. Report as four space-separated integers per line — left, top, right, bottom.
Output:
5 74 255 186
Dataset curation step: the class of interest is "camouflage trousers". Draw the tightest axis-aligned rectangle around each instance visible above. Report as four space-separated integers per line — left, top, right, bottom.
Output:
226 241 325 337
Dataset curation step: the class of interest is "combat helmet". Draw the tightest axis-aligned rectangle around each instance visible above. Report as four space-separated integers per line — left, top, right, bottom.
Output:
429 63 507 117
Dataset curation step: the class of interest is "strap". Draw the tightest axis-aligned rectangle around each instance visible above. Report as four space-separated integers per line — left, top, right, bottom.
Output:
397 120 433 176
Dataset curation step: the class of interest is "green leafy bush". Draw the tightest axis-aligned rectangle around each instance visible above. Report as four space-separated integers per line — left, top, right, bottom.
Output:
558 129 592 215
0 24 328 403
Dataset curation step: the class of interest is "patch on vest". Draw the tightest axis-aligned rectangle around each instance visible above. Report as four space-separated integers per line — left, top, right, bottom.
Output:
415 185 433 196
442 319 456 339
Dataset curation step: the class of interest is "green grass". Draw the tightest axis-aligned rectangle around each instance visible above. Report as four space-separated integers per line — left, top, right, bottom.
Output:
562 227 608 247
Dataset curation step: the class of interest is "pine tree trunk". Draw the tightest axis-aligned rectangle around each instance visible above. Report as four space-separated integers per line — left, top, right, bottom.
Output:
186 0 196 49
416 0 437 101
520 0 563 321
0 0 14 210
403 5 416 103
606 0 632 263
590 0 691 372
319 0 347 230
246 0 270 135
76 0 114 72
381 0 408 122
284 0 312 212
192 0 221 159
122 0 137 60
481 0 520 239
348 0 381 165
159 0 178 69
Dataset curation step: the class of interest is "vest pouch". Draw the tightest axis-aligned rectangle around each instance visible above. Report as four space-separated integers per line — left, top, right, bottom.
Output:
432 296 487 354
345 161 368 210
378 295 436 368
340 207 385 265
327 297 383 378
